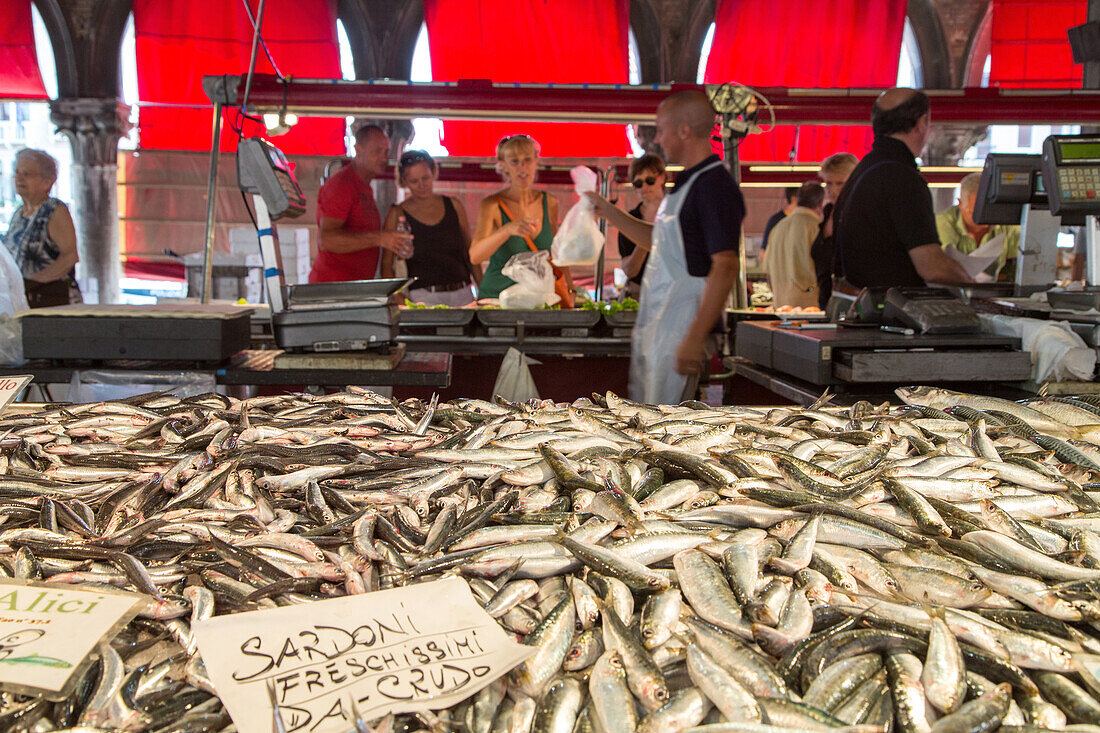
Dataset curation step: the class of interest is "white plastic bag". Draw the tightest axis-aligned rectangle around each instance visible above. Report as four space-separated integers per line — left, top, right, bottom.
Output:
0 246 28 317
492 347 540 402
980 314 1096 382
499 250 560 309
551 166 604 267
0 247 28 366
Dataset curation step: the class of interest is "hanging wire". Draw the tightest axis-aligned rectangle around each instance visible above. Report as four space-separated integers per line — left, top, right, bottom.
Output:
240 0 284 79
240 0 272 115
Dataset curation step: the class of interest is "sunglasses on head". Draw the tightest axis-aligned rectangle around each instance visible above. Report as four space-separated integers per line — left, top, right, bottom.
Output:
632 176 658 188
399 151 433 166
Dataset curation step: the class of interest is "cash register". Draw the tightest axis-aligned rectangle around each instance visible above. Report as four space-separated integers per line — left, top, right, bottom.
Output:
236 138 407 352
838 286 980 334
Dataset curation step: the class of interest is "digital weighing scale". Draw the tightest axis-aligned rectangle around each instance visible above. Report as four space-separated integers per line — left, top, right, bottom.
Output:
236 138 407 352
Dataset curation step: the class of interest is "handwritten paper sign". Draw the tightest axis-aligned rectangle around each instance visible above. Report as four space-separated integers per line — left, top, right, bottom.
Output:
193 578 534 733
0 579 144 698
0 376 33 411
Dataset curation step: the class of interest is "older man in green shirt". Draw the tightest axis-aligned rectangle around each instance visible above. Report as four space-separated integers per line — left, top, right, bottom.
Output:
936 172 1020 280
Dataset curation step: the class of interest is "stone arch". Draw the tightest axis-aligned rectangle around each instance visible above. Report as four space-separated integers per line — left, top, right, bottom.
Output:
32 0 78 98
630 0 662 84
677 0 717 82
338 0 423 80
962 2 993 86
337 0 380 79
906 0 953 88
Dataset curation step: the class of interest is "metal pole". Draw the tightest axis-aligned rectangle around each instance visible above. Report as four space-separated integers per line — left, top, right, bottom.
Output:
240 0 267 110
200 102 223 303
595 166 614 302
723 115 749 309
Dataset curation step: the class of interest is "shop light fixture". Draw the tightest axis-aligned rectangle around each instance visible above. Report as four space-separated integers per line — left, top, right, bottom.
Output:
263 110 298 136
749 164 977 174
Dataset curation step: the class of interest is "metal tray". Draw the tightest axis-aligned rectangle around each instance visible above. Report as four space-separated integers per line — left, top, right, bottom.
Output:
1047 289 1100 312
397 308 476 327
286 278 409 304
603 311 638 328
476 310 602 328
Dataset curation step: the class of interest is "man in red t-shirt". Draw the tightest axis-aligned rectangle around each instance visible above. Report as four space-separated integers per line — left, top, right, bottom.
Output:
308 125 413 283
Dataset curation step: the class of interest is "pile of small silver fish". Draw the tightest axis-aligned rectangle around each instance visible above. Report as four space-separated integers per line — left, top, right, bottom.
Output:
9 385 1100 732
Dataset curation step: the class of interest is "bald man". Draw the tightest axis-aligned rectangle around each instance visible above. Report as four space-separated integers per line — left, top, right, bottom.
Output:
831 88 969 291
588 90 744 404
309 124 413 283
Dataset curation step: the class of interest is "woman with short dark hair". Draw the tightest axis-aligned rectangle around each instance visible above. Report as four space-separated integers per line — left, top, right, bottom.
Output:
381 150 479 306
3 148 80 308
618 153 667 298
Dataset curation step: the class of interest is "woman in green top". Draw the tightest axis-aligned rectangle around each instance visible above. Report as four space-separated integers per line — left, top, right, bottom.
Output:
470 134 573 299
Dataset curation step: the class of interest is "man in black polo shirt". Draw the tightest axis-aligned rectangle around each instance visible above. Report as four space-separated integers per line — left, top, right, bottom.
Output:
587 90 744 404
833 88 969 289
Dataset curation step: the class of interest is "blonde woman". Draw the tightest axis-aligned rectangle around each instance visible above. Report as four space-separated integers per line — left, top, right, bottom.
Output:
470 134 572 299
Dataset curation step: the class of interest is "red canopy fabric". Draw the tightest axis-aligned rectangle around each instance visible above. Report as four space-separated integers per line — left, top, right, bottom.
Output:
133 0 344 154
989 0 1085 88
0 0 47 99
704 0 906 163
423 0 630 158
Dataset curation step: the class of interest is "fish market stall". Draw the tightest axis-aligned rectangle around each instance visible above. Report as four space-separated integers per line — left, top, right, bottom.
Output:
395 305 635 403
2 385 1100 730
734 134 1100 405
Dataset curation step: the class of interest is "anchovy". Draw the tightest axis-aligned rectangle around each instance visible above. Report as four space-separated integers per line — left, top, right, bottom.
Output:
7 387 1100 731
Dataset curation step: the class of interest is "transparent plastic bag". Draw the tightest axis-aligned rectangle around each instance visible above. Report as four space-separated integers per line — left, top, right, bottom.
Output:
0 315 23 366
0 246 28 316
499 250 560 309
69 370 217 403
492 347 540 402
551 166 604 267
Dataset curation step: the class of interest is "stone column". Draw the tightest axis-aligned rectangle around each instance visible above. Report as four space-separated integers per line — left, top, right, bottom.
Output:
49 98 131 304
369 118 415 220
924 123 988 212
633 124 661 156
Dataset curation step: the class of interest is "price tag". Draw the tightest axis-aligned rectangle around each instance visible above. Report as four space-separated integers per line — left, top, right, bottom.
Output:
0 375 32 410
0 580 144 699
193 578 534 733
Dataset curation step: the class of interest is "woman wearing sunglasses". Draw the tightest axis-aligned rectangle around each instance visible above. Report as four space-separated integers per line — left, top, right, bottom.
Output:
381 150 479 306
618 154 666 299
469 134 573 300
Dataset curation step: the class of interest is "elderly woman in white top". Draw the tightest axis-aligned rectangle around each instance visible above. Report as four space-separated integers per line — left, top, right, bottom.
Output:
3 149 80 307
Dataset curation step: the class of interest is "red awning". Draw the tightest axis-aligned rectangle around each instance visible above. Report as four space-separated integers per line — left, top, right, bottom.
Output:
704 0 906 163
990 0 1086 88
0 0 47 100
133 0 344 154
423 0 630 158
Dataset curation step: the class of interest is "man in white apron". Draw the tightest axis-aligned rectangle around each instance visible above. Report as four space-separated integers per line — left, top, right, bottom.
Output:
588 91 744 405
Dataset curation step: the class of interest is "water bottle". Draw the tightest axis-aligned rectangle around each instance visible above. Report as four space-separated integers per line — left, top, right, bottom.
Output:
394 214 410 279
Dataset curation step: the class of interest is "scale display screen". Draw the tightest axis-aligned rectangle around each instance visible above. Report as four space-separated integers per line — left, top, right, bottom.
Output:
1057 141 1100 161
237 137 306 220
1042 134 1100 216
